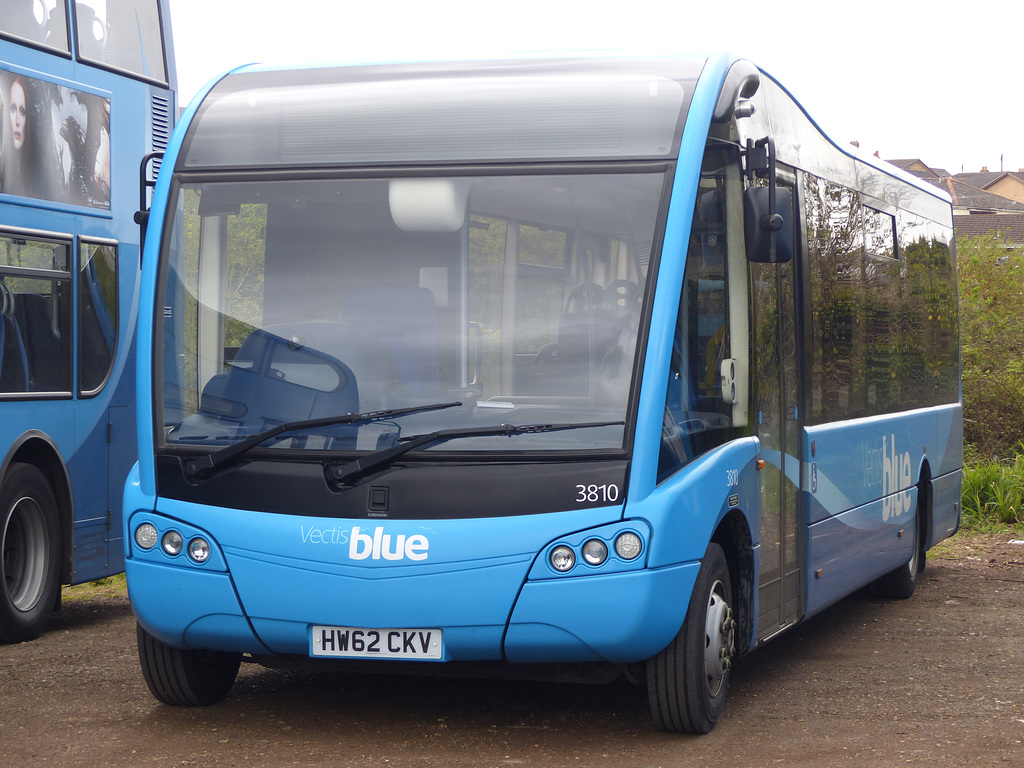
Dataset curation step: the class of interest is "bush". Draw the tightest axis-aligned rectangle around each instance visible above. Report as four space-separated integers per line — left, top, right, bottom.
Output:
957 233 1024 459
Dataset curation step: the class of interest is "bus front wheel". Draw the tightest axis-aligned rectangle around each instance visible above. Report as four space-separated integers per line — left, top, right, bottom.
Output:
0 463 61 644
137 623 241 706
647 542 735 734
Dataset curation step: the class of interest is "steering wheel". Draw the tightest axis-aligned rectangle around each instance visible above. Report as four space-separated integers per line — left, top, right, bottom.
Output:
564 283 604 313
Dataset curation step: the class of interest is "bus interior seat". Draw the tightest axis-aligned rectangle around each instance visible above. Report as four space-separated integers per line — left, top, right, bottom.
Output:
0 283 30 392
4 3 46 43
339 286 439 400
14 293 65 391
79 265 115 390
605 280 639 311
74 4 106 61
527 282 623 397
199 324 359 432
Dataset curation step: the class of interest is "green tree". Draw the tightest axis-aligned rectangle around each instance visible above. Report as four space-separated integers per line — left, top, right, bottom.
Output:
958 233 1024 458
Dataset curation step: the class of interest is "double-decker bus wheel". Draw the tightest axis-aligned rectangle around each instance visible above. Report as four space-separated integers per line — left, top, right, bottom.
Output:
0 463 60 644
647 542 735 734
137 623 241 706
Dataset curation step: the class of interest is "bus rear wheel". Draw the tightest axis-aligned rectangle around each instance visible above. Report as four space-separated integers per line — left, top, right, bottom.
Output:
137 623 242 706
871 510 923 600
647 542 735 734
0 463 60 644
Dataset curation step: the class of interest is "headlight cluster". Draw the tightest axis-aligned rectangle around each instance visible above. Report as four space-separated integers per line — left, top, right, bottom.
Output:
548 531 644 573
134 522 211 565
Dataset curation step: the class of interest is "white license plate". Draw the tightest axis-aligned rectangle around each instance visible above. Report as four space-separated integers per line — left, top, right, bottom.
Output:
311 625 442 659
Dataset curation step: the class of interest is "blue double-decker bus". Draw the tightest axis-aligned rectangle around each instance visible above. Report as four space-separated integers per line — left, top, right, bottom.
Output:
0 1 176 643
126 56 960 732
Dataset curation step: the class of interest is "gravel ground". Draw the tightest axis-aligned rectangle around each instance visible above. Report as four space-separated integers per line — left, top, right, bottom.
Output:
1 532 1022 767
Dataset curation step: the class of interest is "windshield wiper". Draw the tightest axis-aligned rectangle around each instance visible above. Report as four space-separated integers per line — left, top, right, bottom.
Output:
328 420 625 486
183 402 462 480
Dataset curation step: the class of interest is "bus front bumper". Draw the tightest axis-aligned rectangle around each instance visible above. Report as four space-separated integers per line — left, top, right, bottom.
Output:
126 506 698 665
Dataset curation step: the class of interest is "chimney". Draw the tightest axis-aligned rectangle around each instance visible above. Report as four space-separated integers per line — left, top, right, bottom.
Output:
981 166 989 172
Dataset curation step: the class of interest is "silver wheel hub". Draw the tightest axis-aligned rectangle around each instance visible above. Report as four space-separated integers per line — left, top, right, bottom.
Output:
2 496 48 612
704 579 735 697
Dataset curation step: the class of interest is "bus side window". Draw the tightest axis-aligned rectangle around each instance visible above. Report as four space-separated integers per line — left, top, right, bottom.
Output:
0 234 72 394
0 0 69 50
74 0 167 83
79 241 118 394
659 146 748 481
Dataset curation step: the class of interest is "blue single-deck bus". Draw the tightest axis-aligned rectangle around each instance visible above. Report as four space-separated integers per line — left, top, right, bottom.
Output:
0 0 176 643
127 56 961 732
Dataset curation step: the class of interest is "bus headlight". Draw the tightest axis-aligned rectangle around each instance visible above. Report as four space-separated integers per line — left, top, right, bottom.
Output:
582 539 608 566
550 545 575 572
615 532 643 560
134 523 158 550
188 537 211 564
161 530 184 556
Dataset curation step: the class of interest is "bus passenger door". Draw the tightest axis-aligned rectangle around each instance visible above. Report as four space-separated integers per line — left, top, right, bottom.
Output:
751 171 802 641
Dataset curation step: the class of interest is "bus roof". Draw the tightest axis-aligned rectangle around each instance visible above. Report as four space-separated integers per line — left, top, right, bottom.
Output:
175 57 706 171
172 54 953 212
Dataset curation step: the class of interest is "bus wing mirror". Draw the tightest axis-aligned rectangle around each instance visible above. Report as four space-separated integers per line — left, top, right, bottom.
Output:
744 185 793 263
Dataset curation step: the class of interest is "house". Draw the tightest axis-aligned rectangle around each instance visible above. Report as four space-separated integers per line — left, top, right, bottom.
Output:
952 213 1024 248
887 159 951 181
952 170 1024 205
885 159 1024 245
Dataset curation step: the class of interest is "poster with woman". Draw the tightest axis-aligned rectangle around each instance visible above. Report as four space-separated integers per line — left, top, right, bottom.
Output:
0 67 111 209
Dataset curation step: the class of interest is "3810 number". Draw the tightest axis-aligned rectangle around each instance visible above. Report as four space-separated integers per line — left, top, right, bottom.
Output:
576 484 620 504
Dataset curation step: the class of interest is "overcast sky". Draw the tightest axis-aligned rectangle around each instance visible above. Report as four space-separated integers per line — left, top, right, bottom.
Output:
167 0 1018 176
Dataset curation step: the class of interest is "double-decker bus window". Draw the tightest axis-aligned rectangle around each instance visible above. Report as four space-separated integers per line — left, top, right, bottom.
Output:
0 0 69 51
74 0 166 83
0 234 72 393
79 241 117 394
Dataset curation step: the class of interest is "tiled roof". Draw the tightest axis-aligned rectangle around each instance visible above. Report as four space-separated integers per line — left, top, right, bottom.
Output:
954 213 1024 243
885 159 950 178
954 171 1024 190
933 177 1024 213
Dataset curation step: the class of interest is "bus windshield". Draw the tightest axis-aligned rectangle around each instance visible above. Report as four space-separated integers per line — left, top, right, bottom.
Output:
159 170 666 456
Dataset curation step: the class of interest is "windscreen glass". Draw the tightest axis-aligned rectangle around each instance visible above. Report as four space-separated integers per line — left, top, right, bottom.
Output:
159 171 665 456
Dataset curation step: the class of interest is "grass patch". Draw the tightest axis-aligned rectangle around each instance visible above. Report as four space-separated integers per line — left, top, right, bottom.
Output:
961 450 1024 534
61 572 128 603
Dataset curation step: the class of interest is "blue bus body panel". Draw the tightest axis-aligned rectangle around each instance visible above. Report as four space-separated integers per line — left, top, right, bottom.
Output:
805 404 962 524
506 563 698 662
805 492 916 617
930 468 963 546
803 404 962 616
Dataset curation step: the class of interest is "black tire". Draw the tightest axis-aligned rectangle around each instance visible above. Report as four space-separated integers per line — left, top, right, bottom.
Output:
137 623 241 706
871 476 931 600
871 511 922 600
0 463 61 644
647 542 736 734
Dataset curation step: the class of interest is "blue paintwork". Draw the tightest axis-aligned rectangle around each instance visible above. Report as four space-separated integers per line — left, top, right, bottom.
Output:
0 12 176 586
805 404 962 524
